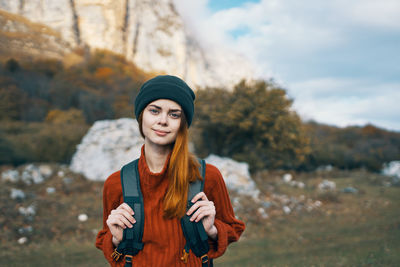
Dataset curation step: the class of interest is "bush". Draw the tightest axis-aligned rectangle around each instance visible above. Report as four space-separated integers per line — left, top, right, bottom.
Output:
0 121 89 165
193 80 310 172
304 122 400 172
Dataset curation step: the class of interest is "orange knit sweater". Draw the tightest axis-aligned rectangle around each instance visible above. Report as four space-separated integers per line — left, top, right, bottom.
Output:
95 148 245 266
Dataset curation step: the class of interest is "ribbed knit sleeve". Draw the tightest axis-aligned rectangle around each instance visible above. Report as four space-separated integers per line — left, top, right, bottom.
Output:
95 171 124 267
95 155 245 266
203 164 245 259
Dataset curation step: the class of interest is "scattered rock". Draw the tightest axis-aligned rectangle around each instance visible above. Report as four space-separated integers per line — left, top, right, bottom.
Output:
38 165 53 178
10 188 25 200
282 173 292 183
21 164 45 185
261 201 272 209
289 180 305 189
341 187 358 194
19 205 36 217
318 180 336 191
257 207 268 219
18 225 33 235
283 206 291 214
2 169 19 182
282 173 306 189
46 187 56 194
78 214 88 222
313 200 322 208
17 237 28 245
2 164 53 185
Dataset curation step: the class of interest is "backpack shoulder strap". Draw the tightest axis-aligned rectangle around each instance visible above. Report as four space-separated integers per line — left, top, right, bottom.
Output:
180 158 212 266
112 159 144 265
187 158 206 200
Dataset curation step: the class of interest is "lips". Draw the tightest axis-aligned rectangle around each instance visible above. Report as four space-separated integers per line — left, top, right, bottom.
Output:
153 129 169 136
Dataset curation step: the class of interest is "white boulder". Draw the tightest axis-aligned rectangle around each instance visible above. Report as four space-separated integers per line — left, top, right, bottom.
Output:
70 118 143 181
382 161 400 178
204 154 260 198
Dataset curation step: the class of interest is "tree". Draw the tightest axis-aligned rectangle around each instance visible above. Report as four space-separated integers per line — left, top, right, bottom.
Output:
0 84 26 120
193 80 310 172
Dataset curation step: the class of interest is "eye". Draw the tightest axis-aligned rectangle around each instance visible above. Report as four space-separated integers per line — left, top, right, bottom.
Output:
149 108 160 114
169 112 181 119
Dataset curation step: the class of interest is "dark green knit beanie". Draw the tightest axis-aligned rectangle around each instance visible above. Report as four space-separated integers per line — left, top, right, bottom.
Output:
134 75 196 126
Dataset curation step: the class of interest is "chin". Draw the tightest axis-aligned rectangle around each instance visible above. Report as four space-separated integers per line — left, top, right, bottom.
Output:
149 138 176 147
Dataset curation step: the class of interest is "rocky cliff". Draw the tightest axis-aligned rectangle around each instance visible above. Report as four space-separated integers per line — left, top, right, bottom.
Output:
0 0 254 88
0 9 73 60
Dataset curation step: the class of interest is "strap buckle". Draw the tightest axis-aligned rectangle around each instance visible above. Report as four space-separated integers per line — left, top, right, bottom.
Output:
180 249 189 263
201 254 209 263
125 255 133 263
111 248 123 261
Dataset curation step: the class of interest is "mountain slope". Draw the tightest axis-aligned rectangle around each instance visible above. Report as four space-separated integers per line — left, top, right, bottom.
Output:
0 0 255 88
0 9 73 61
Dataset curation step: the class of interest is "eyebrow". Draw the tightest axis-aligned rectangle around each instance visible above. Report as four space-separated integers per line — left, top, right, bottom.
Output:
149 104 182 113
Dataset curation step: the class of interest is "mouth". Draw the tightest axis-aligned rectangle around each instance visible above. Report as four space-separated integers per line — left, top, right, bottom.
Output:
153 129 169 136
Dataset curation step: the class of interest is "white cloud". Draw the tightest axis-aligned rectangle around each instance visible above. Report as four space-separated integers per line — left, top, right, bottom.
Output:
342 0 400 29
291 79 400 130
173 0 400 131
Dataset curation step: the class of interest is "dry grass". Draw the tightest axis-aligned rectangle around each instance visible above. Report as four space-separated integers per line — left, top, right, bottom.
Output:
0 167 399 266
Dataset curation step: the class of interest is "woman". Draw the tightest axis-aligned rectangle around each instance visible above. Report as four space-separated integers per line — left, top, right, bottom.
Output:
96 75 245 266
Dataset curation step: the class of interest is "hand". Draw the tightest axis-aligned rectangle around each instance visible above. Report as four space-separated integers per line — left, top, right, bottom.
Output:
106 203 136 247
186 192 218 240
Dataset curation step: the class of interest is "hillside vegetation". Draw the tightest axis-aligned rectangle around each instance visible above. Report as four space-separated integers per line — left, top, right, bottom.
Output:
0 51 399 171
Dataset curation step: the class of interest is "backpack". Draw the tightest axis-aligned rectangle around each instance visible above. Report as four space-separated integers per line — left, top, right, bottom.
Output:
111 158 213 267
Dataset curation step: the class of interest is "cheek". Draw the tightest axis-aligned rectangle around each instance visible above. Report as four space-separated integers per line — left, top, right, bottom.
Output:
141 113 153 132
171 119 182 132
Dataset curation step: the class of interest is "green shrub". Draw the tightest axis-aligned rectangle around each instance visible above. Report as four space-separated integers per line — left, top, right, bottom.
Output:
0 121 89 165
193 80 310 172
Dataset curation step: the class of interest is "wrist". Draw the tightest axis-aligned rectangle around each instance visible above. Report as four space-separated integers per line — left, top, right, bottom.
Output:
112 236 121 247
208 225 218 240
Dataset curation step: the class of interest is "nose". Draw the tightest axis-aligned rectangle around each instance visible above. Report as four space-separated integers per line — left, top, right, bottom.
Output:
158 112 168 125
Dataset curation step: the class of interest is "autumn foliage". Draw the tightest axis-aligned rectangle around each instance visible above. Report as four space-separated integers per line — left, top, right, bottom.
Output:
193 80 310 171
0 51 399 171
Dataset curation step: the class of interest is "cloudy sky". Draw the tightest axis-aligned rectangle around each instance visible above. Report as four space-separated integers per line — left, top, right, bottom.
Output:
173 0 400 132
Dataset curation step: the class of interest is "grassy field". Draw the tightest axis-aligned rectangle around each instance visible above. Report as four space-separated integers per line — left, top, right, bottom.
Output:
1 167 399 266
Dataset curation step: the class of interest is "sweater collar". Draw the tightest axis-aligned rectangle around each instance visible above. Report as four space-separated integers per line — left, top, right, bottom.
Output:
139 145 171 187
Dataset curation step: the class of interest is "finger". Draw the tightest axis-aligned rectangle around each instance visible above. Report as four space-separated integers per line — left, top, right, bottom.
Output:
191 192 208 203
116 214 135 228
190 205 215 222
115 209 136 224
107 216 129 229
186 200 208 215
118 203 134 215
109 213 136 229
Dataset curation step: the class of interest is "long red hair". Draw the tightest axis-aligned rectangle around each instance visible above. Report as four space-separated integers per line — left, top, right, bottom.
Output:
138 111 202 219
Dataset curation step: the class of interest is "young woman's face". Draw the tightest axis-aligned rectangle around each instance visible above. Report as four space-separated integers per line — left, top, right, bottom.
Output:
141 99 182 147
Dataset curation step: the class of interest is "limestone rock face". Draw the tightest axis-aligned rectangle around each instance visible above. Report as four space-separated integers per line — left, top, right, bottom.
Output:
69 118 143 181
0 0 254 88
0 9 73 59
